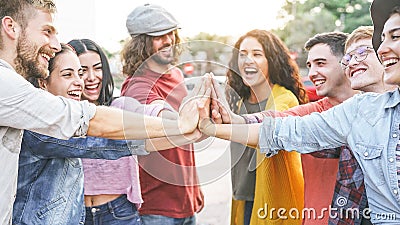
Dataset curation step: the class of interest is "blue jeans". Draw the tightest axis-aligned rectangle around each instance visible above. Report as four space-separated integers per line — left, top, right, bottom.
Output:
244 201 254 225
140 214 196 225
85 195 141 225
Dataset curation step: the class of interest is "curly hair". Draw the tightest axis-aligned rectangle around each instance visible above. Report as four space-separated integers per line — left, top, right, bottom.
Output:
121 30 182 77
226 29 308 110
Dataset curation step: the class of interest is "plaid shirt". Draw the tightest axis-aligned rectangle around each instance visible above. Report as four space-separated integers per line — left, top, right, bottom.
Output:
328 146 368 225
243 112 368 225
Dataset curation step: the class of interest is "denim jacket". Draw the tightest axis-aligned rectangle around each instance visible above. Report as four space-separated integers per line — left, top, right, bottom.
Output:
12 130 146 225
259 89 400 224
0 60 96 225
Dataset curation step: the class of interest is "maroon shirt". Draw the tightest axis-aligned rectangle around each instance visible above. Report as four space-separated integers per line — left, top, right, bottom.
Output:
121 68 203 218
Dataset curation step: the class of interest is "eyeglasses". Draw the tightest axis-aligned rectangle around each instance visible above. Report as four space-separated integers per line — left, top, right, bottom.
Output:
340 46 374 69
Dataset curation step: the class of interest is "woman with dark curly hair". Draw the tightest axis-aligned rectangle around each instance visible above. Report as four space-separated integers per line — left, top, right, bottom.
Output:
226 29 307 225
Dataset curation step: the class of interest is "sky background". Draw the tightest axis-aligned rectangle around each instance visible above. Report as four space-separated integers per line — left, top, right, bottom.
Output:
54 0 286 52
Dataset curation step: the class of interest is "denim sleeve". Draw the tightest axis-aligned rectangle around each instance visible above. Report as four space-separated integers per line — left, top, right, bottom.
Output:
259 96 357 157
23 130 148 159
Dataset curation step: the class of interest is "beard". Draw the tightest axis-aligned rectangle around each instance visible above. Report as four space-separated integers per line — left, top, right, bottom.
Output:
14 33 49 80
152 53 173 65
151 44 174 65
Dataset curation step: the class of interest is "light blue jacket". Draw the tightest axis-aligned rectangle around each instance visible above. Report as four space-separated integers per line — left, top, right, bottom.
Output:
259 89 400 224
12 131 147 225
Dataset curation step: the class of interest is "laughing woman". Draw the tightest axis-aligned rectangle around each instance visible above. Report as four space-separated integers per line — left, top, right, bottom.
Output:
67 39 201 225
227 29 307 225
12 44 151 225
68 39 146 225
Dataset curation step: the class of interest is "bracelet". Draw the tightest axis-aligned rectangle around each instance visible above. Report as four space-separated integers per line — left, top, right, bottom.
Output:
240 114 263 124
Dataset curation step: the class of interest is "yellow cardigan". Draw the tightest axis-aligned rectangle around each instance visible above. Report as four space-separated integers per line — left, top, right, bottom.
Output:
231 84 304 225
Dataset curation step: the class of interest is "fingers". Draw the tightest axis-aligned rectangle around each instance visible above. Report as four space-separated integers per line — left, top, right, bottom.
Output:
210 79 236 124
210 75 224 99
211 108 223 124
210 89 220 117
197 102 209 123
190 74 207 96
210 80 218 100
197 88 211 119
194 73 214 96
218 102 232 124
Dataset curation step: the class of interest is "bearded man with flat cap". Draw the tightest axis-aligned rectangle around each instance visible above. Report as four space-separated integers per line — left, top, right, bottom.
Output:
119 4 204 225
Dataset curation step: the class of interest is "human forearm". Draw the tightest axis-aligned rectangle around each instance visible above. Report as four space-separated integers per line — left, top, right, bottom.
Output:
200 118 260 147
145 129 202 151
88 106 196 139
259 110 350 157
216 123 260 147
230 113 246 124
22 130 143 159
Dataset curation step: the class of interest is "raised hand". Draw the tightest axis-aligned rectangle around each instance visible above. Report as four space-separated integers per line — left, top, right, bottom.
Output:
181 73 212 108
209 74 243 124
179 75 211 134
197 83 216 136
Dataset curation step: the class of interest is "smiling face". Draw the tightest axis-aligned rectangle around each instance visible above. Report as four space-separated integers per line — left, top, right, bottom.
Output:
344 38 384 92
238 37 269 89
377 13 400 86
40 51 84 101
306 43 349 98
78 51 103 103
15 9 61 79
151 31 176 65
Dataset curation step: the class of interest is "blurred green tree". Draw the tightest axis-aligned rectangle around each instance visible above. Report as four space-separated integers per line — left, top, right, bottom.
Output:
182 32 233 76
273 0 372 68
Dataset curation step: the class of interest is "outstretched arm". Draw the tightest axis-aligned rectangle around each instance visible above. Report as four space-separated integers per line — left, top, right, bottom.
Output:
22 130 147 159
87 88 203 140
258 97 358 157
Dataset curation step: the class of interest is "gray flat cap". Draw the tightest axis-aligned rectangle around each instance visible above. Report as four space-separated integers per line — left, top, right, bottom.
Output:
126 3 180 37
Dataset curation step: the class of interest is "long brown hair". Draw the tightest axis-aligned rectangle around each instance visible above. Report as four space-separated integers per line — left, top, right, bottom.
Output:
226 29 308 109
120 30 182 76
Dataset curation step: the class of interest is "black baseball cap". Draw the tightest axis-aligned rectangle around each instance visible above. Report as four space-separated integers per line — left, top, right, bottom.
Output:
371 0 400 52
